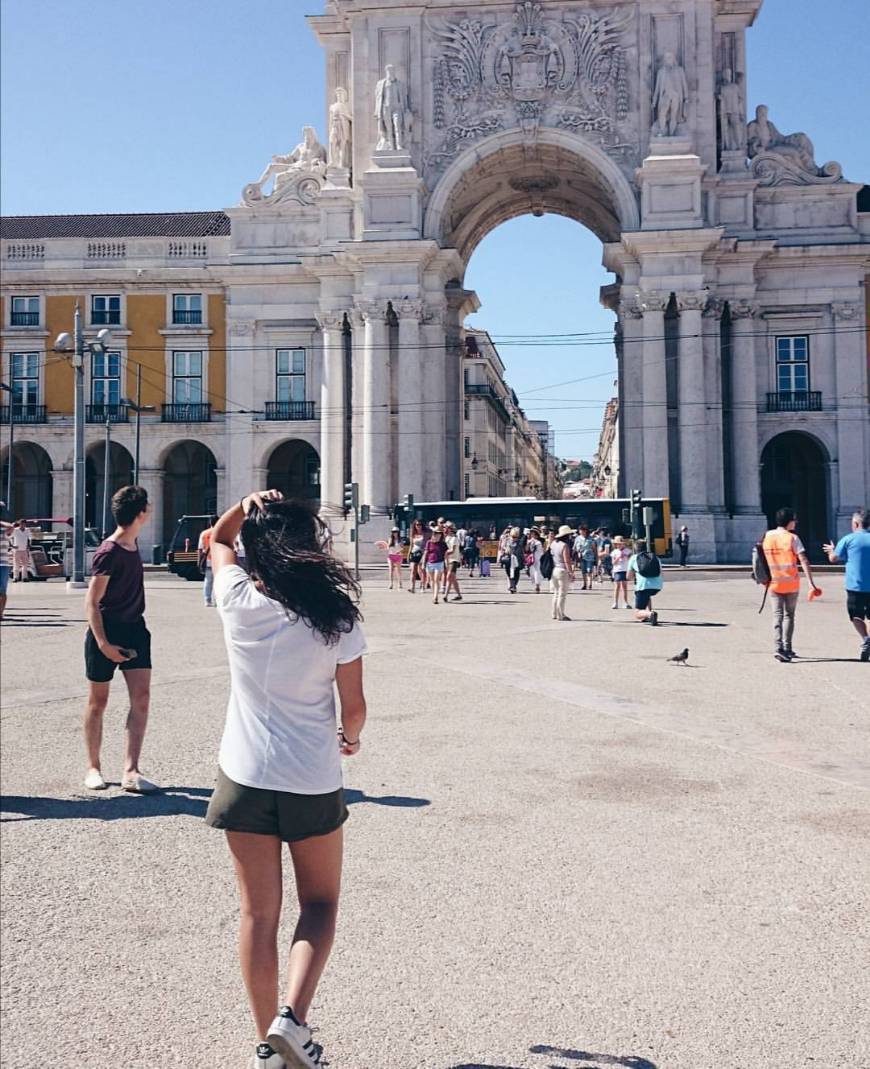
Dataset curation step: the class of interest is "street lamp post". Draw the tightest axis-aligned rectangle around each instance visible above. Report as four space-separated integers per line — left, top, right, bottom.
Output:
121 366 155 486
54 307 111 588
1 382 12 518
101 411 112 539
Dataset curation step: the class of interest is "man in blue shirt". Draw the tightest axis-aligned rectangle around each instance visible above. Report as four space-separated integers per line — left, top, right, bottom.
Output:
823 508 870 661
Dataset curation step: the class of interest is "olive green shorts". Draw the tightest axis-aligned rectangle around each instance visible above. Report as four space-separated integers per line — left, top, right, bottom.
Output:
205 768 349 842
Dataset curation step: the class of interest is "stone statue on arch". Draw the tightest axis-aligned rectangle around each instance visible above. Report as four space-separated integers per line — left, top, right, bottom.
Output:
652 51 688 137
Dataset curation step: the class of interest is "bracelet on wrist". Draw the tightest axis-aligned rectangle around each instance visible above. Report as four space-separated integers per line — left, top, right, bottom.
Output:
337 730 359 746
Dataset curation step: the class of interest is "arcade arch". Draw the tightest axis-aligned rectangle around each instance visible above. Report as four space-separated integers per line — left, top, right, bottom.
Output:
162 440 217 545
85 441 134 534
0 441 53 521
760 431 830 562
266 439 321 503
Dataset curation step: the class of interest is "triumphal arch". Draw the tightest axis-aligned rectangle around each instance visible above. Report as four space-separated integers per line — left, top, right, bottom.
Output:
226 0 868 560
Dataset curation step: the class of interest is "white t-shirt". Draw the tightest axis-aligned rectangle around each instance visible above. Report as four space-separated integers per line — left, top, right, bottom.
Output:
10 528 30 551
214 565 367 794
610 547 631 572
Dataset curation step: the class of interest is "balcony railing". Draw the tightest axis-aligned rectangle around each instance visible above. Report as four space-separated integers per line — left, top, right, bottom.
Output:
465 382 509 422
172 309 203 325
162 402 212 423
1 404 47 424
10 311 40 327
86 404 130 424
91 310 121 325
766 391 822 412
264 400 316 421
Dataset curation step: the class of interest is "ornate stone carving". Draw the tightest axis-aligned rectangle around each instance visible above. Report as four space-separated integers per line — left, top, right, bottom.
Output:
354 299 387 323
427 3 632 171
316 310 346 332
730 299 759 320
702 296 725 320
718 69 744 153
328 88 353 170
651 52 688 137
676 292 707 313
747 105 843 186
619 300 644 320
396 298 425 321
832 302 857 320
242 127 327 207
229 321 255 337
639 291 669 313
375 66 411 152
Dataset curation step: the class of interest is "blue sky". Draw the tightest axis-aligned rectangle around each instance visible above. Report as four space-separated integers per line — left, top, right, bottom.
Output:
2 0 867 460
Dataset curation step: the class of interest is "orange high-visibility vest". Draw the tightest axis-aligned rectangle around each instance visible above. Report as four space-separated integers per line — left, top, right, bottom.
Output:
762 529 800 594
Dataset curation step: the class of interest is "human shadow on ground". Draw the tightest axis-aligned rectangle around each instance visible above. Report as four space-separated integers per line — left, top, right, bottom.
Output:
787 657 861 664
0 787 211 823
0 786 430 823
345 788 430 808
449 1047 657 1069
1 620 72 628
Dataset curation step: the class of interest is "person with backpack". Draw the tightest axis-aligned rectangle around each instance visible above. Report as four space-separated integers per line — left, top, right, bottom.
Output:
762 507 820 661
526 527 544 593
628 539 662 625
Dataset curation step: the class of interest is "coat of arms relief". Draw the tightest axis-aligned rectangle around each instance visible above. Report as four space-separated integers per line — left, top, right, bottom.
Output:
426 2 636 175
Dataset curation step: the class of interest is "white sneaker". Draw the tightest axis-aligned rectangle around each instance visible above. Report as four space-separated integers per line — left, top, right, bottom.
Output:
121 773 159 794
267 1009 322 1068
252 1042 285 1069
84 769 107 791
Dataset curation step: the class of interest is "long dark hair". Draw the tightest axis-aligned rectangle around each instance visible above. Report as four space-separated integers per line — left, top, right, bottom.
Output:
241 499 361 644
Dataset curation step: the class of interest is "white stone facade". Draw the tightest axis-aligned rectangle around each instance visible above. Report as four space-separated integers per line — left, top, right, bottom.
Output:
2 0 868 561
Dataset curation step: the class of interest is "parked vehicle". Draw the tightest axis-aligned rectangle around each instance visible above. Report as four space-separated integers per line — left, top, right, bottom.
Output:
166 514 215 580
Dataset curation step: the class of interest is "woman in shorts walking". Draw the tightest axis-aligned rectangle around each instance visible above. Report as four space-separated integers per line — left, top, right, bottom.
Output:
206 490 367 1069
407 518 427 593
425 525 447 604
609 535 631 609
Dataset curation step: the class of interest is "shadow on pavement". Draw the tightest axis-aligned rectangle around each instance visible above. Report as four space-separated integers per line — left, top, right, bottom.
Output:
0 787 211 823
345 788 430 808
449 1048 657 1069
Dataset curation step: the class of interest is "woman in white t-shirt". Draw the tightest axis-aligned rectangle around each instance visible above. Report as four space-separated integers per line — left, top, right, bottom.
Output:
206 490 367 1069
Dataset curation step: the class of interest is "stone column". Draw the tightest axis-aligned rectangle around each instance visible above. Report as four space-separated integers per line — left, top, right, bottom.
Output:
832 301 867 524
224 321 256 506
701 298 726 511
356 300 390 513
618 296 644 494
396 299 424 501
729 300 762 512
676 292 708 510
420 301 447 500
444 290 466 502
316 310 347 521
639 291 669 498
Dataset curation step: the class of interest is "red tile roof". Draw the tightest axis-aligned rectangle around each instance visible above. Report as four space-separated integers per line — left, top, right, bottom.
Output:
0 211 231 239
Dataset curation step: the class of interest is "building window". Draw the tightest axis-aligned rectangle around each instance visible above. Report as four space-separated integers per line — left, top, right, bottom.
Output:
92 351 122 406
10 352 40 407
11 296 39 326
305 456 320 488
464 436 471 458
464 400 470 421
91 294 121 325
172 351 203 402
276 349 305 402
172 293 202 325
776 336 809 392
464 473 470 497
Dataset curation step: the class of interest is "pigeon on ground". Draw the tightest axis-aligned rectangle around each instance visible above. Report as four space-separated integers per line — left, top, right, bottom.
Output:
668 648 690 665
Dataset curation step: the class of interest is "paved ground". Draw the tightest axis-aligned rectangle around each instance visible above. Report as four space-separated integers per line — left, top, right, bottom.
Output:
1 566 868 1069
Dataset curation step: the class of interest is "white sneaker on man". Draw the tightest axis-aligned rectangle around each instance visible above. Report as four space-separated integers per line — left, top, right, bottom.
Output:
252 1042 285 1068
84 769 107 791
121 773 159 794
267 1008 322 1067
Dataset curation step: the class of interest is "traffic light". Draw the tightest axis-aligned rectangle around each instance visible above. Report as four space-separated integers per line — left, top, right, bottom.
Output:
359 504 371 525
403 493 414 512
343 481 358 512
631 488 642 510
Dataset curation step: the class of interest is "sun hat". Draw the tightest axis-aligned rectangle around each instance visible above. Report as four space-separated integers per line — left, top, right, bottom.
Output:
556 524 574 538
391 526 400 532
613 535 625 544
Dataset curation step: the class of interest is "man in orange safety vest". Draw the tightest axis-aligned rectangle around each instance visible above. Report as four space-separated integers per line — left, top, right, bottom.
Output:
762 507 820 662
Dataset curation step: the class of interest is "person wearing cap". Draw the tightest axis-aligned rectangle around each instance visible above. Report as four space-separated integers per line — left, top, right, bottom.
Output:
627 538 663 625
676 525 690 567
442 521 463 602
386 527 405 589
609 535 631 609
551 525 575 621
424 525 448 604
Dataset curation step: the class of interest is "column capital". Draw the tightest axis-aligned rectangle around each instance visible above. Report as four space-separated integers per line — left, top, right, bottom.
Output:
730 299 759 320
619 299 644 320
354 299 387 323
832 301 857 320
638 291 669 313
675 291 707 313
702 296 726 320
395 298 425 322
228 320 255 338
315 309 346 332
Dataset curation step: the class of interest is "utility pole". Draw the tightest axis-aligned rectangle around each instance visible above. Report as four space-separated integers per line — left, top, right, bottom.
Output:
344 481 360 579
122 366 154 487
101 411 112 538
0 382 12 517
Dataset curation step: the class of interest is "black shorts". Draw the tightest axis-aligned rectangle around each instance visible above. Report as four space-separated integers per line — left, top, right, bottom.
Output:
205 768 349 842
635 589 657 611
85 616 152 682
846 590 870 621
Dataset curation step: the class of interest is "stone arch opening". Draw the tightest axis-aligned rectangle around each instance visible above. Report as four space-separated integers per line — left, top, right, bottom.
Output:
1 441 53 523
760 431 830 562
162 440 218 545
85 441 134 534
425 130 638 262
266 439 320 503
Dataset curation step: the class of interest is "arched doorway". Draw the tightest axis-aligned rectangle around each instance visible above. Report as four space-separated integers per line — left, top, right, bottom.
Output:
86 441 134 534
162 440 217 544
761 432 829 562
267 440 320 502
1 442 53 522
